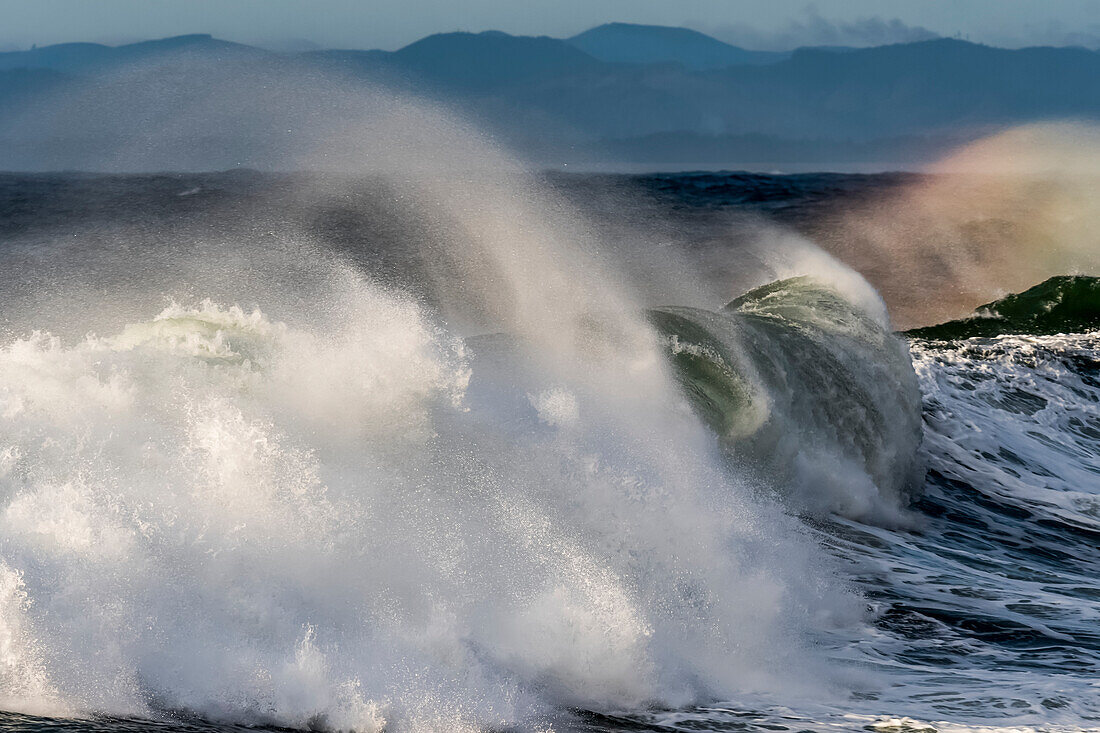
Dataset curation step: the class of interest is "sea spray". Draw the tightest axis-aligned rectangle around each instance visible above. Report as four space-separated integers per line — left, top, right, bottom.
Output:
817 123 1100 328
0 57 939 731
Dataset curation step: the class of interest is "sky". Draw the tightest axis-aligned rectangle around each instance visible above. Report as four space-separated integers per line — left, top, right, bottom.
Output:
2 0 1099 52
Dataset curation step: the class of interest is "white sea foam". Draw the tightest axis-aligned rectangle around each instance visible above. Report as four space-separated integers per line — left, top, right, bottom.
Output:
911 331 1100 527
0 268 865 730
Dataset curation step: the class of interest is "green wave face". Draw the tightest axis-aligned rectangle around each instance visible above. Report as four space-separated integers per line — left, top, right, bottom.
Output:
645 307 766 440
906 275 1100 340
650 276 925 521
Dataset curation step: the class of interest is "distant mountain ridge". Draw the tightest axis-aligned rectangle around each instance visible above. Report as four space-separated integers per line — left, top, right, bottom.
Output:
389 31 603 87
0 34 264 73
3 25 1100 168
566 22 789 69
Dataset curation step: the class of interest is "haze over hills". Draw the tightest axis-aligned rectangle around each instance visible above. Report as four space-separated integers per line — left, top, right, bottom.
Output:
2 23 1100 169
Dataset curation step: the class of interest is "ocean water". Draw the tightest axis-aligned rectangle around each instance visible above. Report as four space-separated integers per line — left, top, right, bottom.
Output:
0 170 1096 733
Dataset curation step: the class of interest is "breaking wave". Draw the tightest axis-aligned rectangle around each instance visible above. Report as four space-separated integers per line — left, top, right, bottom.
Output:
0 269 888 731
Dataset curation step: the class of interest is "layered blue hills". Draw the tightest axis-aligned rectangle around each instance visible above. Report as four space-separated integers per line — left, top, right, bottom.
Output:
4 24 1100 166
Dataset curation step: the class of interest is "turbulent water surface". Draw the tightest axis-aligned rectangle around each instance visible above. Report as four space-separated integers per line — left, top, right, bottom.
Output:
0 171 1096 733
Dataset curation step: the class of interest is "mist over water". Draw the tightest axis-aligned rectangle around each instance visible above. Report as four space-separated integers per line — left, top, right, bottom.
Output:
812 123 1100 328
0 54 1097 733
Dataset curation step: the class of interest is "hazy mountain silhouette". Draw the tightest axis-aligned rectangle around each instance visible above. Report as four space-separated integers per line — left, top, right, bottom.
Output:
3 27 1100 168
304 31 605 93
566 23 788 69
710 39 1100 138
0 34 265 74
391 31 603 87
